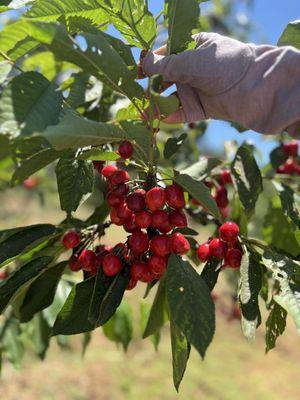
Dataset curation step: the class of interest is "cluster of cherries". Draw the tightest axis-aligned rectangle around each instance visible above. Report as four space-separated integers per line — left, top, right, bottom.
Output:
197 222 242 269
62 141 192 289
277 140 300 175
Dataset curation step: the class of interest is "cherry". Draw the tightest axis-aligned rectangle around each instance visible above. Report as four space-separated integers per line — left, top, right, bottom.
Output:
118 141 134 159
124 218 140 233
102 254 123 276
110 208 127 226
68 254 82 271
135 210 152 229
102 165 118 178
150 235 172 257
23 177 39 189
209 239 228 260
116 203 133 220
165 184 185 209
110 169 130 185
283 141 298 157
95 250 110 267
151 210 169 229
139 267 155 283
93 161 104 173
277 165 285 174
79 249 96 271
62 231 81 249
146 187 166 211
128 232 149 254
220 169 232 185
215 186 229 208
131 262 147 281
219 222 240 243
126 278 137 290
147 256 167 277
197 243 211 262
188 122 196 129
126 190 146 212
225 248 242 269
107 192 125 207
171 233 190 255
282 159 298 175
169 210 187 227
112 183 129 196
158 220 173 233
0 270 7 280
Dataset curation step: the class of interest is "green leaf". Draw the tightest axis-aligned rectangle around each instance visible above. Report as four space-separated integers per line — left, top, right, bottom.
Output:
97 268 131 326
0 61 12 84
78 148 119 161
265 300 287 353
0 224 57 267
200 258 220 292
27 0 109 26
0 257 53 314
165 0 201 54
102 300 133 351
143 278 168 338
150 75 180 118
231 143 263 215
173 227 198 236
263 199 300 257
170 319 191 392
273 181 300 230
88 268 111 325
164 133 187 159
278 20 300 49
32 312 52 360
25 21 144 102
269 145 287 170
166 254 215 358
0 71 63 137
1 318 24 368
239 249 262 341
139 301 160 350
174 173 220 219
262 250 300 278
274 281 300 333
19 261 66 322
55 153 94 214
109 0 156 49
180 157 221 180
52 277 96 335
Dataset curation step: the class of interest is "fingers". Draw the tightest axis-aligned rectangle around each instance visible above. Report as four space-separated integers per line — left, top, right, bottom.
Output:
163 108 186 124
153 45 167 56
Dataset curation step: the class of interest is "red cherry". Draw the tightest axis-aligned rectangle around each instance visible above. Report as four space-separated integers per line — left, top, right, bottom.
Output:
219 222 240 243
150 235 172 257
151 210 169 229
135 210 153 229
171 233 190 255
0 270 7 280
62 231 81 249
147 256 167 277
95 250 110 267
165 184 185 209
126 278 137 290
126 189 146 212
282 159 298 175
283 141 298 157
277 165 285 174
23 177 39 189
79 249 96 271
102 165 118 178
102 254 123 276
69 254 82 272
112 184 129 196
169 210 187 227
107 192 125 207
215 186 229 208
128 232 149 254
220 169 232 185
140 267 155 283
197 243 211 262
110 208 127 226
146 187 166 211
209 239 228 260
110 169 130 185
158 221 173 233
225 248 243 269
131 262 147 281
118 141 134 159
188 122 196 129
93 161 104 173
124 217 140 233
116 203 133 220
